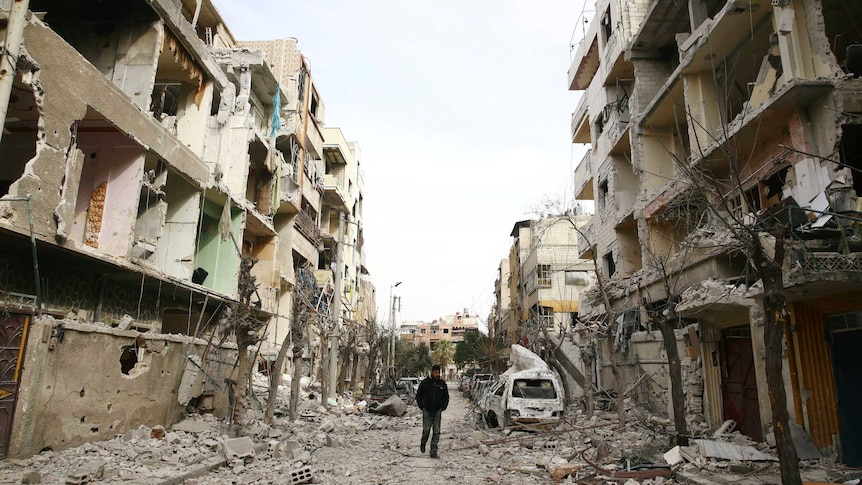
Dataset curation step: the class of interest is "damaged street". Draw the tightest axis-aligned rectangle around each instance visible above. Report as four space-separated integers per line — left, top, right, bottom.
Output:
2 0 862 484
0 347 859 484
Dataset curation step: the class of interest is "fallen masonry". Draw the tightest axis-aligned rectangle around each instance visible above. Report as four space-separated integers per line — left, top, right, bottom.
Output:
0 372 860 484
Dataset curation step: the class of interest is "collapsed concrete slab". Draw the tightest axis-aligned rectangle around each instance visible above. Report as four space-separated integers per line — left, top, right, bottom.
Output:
369 395 407 417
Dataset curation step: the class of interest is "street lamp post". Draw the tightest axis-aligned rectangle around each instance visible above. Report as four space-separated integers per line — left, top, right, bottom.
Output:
388 281 401 374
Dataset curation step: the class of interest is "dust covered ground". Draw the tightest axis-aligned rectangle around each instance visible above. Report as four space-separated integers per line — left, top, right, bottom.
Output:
0 375 859 484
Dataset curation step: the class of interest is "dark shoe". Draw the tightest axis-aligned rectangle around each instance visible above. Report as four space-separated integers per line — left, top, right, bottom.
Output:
430 452 438 459
420 442 426 453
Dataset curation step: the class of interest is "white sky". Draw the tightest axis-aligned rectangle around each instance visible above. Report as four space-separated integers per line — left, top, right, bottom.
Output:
211 0 590 331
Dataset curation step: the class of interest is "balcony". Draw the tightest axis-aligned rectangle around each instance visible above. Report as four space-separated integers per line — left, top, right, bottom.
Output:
574 150 594 200
323 172 350 212
569 36 600 91
571 94 591 143
305 117 324 160
631 0 692 51
578 218 596 259
294 210 320 247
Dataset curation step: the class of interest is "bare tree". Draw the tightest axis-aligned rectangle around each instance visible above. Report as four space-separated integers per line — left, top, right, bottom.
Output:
264 266 322 423
230 254 265 431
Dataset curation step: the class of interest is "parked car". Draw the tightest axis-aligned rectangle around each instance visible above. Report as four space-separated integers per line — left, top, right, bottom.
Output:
478 368 564 428
464 373 494 399
396 377 421 402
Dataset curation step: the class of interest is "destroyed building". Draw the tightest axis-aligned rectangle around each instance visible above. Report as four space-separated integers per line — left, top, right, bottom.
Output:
566 0 862 467
0 0 374 457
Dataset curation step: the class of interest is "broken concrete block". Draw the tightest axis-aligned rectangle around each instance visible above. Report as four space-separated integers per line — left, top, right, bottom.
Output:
117 314 134 330
319 420 336 432
789 422 822 461
712 419 737 438
663 445 683 465
223 436 255 461
325 435 341 447
286 465 313 484
369 395 406 416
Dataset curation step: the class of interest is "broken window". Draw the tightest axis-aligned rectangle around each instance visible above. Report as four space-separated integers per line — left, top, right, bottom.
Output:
537 265 552 287
598 179 609 212
539 306 554 328
600 8 612 45
604 252 616 276
512 379 558 399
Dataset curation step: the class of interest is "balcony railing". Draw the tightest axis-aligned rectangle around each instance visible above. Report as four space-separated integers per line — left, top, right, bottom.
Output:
295 210 320 246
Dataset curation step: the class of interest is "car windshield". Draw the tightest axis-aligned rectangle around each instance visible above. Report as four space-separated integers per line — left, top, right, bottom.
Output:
510 379 557 399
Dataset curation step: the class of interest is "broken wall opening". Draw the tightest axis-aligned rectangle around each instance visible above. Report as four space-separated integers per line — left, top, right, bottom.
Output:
714 15 773 127
0 77 38 197
131 155 168 261
151 29 206 135
822 0 862 76
150 172 201 280
30 0 161 109
615 217 642 274
162 308 210 336
246 139 273 214
71 110 146 257
193 198 241 295
840 124 862 196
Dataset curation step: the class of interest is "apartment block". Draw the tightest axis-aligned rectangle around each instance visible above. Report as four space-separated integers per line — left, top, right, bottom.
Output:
569 0 862 464
0 0 373 457
501 216 594 346
399 313 480 350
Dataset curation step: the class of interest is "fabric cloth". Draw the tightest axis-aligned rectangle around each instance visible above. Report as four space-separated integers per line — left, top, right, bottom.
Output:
421 408 442 455
415 376 449 413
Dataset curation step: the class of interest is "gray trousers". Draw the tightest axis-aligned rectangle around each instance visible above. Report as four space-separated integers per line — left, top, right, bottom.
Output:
421 409 442 453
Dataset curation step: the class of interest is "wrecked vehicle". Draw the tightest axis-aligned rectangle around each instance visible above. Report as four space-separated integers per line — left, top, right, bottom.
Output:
478 344 564 428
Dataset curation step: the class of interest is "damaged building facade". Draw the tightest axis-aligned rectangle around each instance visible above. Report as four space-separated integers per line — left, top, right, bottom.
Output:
568 0 862 466
0 0 374 457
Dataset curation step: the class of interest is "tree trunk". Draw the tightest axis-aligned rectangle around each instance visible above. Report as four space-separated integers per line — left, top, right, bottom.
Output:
755 232 801 485
233 346 252 431
289 351 304 421
264 332 292 424
583 342 595 417
655 314 689 446
610 355 626 428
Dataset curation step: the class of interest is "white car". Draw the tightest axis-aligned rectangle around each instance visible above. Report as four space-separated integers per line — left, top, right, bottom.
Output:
478 369 564 428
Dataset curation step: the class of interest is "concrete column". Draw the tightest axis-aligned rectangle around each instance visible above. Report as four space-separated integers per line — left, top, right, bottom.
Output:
0 0 31 146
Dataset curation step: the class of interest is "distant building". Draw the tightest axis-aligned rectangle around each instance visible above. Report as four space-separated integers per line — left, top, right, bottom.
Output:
399 312 479 350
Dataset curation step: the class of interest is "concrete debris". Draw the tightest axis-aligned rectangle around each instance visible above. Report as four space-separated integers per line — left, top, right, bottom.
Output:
0 369 858 485
693 439 779 461
223 437 256 461
369 394 407 416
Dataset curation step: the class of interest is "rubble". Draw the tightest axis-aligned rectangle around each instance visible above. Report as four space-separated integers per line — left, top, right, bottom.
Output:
0 370 860 485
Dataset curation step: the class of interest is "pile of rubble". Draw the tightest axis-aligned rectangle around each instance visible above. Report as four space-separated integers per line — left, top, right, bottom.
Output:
0 373 416 484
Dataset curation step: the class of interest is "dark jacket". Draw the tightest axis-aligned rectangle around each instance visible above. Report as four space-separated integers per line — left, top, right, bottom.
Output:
416 375 449 412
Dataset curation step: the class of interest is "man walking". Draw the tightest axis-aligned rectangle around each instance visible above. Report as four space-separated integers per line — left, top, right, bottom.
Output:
415 364 449 458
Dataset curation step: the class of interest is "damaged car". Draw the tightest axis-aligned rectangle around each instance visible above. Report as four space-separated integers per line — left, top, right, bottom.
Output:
477 344 564 428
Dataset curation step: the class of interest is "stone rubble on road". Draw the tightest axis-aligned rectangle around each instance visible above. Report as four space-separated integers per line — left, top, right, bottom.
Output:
0 374 860 484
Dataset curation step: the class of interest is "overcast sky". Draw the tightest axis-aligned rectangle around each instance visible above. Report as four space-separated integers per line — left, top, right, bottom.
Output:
211 0 590 330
